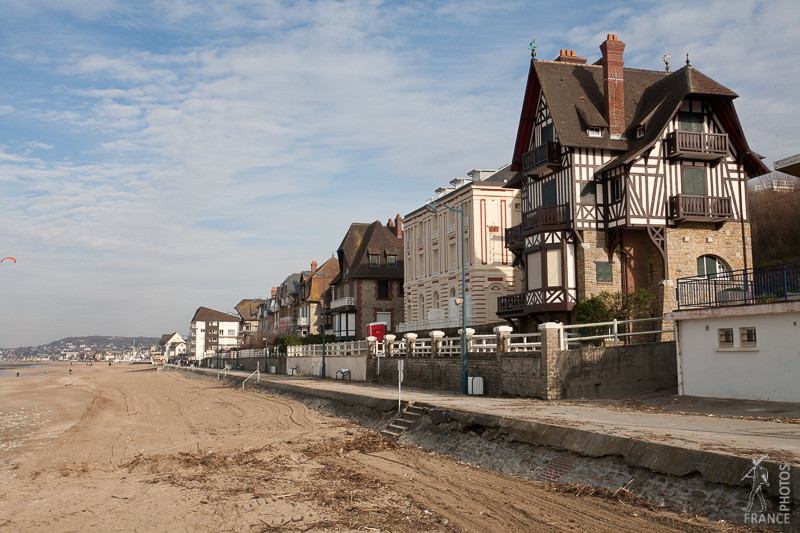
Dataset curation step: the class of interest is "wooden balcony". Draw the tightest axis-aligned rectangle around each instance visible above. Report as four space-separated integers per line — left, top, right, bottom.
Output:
669 194 732 226
505 224 524 250
521 141 561 177
497 293 525 317
666 131 728 161
521 203 571 235
497 289 576 317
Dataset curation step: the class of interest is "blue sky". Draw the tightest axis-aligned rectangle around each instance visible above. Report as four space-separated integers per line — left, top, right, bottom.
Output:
1 0 798 348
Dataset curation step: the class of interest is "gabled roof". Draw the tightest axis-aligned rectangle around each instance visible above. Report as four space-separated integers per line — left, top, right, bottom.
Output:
511 59 768 179
332 220 403 283
235 299 264 321
191 307 238 324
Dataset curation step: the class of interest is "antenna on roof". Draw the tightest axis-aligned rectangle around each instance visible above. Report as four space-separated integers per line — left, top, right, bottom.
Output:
686 53 691 67
529 39 537 60
662 53 670 72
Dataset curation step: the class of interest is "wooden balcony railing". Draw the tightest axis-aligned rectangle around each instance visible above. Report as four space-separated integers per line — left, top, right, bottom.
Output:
522 203 570 233
497 293 525 317
505 224 524 248
666 131 728 160
669 194 732 221
521 142 561 176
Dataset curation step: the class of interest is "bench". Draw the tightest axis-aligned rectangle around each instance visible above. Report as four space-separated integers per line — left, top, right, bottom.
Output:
335 369 351 381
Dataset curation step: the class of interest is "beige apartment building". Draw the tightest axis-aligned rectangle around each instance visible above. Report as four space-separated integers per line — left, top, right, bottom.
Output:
399 166 522 333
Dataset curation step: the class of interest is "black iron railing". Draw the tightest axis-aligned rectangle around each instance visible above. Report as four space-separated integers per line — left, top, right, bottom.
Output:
676 261 800 309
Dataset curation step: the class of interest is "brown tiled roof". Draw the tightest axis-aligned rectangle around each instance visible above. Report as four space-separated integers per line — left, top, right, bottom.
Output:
191 306 238 324
235 299 264 321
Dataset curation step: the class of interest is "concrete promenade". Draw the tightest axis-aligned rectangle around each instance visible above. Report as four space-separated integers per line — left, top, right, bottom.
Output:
173 364 800 524
198 366 800 465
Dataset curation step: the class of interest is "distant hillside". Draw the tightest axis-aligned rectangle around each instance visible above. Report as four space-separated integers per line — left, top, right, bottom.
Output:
0 336 160 359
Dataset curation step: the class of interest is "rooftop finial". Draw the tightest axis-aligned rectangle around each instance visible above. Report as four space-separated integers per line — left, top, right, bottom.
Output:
529 39 536 60
686 53 691 67
662 53 670 72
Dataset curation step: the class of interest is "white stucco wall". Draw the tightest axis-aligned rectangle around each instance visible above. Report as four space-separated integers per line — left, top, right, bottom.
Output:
672 301 800 402
285 355 367 380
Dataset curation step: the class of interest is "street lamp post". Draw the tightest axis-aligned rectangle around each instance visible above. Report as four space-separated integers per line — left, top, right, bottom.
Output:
425 200 469 394
321 270 327 379
264 298 270 374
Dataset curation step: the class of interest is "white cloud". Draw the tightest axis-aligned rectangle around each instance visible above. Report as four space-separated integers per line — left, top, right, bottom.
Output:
0 0 797 347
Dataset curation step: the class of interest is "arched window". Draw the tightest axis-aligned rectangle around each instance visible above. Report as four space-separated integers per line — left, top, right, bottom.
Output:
697 255 728 278
419 299 425 320
433 291 440 309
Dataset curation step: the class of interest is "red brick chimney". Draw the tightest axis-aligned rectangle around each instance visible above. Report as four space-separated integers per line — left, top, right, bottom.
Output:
271 287 277 298
394 214 403 239
600 34 626 137
554 49 587 64
311 261 318 272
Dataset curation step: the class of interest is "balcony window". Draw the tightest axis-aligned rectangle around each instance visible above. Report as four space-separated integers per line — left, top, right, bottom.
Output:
542 180 557 206
679 113 703 132
540 123 554 145
682 167 706 195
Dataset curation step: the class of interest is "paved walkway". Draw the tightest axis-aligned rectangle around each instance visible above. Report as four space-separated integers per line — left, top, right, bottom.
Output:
188 367 800 465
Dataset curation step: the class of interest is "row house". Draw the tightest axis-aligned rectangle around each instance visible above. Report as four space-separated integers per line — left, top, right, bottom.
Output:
234 298 264 348
329 216 404 340
499 35 768 329
400 166 522 332
272 273 303 337
158 332 186 362
298 257 339 337
187 307 240 360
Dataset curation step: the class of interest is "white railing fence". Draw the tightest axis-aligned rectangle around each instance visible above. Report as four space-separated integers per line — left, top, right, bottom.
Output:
562 317 673 349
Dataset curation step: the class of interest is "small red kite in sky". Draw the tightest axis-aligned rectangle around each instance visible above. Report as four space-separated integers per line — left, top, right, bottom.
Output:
1 257 16 263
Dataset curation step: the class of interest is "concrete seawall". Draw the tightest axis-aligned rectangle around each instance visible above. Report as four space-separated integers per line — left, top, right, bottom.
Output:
169 366 799 529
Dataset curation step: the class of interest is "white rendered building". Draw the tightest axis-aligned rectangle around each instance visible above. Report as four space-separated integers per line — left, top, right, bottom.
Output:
399 166 522 332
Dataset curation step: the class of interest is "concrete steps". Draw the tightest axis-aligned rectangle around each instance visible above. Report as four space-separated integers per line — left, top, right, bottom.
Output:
380 403 428 440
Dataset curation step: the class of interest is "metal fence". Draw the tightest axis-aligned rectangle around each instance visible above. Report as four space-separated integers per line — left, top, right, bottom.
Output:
562 317 673 349
676 261 800 309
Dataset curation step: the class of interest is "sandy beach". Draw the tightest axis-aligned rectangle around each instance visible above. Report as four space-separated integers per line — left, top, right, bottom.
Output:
0 363 747 532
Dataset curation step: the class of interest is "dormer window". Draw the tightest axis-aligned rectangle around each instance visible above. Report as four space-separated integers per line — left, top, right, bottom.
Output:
587 127 603 138
369 254 380 267
635 124 646 138
387 255 397 267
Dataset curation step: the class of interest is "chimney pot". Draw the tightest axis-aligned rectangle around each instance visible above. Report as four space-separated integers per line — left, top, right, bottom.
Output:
311 261 318 272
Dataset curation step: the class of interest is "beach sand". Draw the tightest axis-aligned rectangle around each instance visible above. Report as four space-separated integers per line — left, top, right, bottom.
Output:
0 364 744 532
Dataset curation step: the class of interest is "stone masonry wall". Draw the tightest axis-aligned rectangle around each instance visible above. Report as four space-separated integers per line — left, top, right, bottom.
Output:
661 221 752 314
576 230 622 300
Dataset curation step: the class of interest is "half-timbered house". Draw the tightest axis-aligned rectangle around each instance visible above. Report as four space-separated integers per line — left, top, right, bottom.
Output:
499 35 768 329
